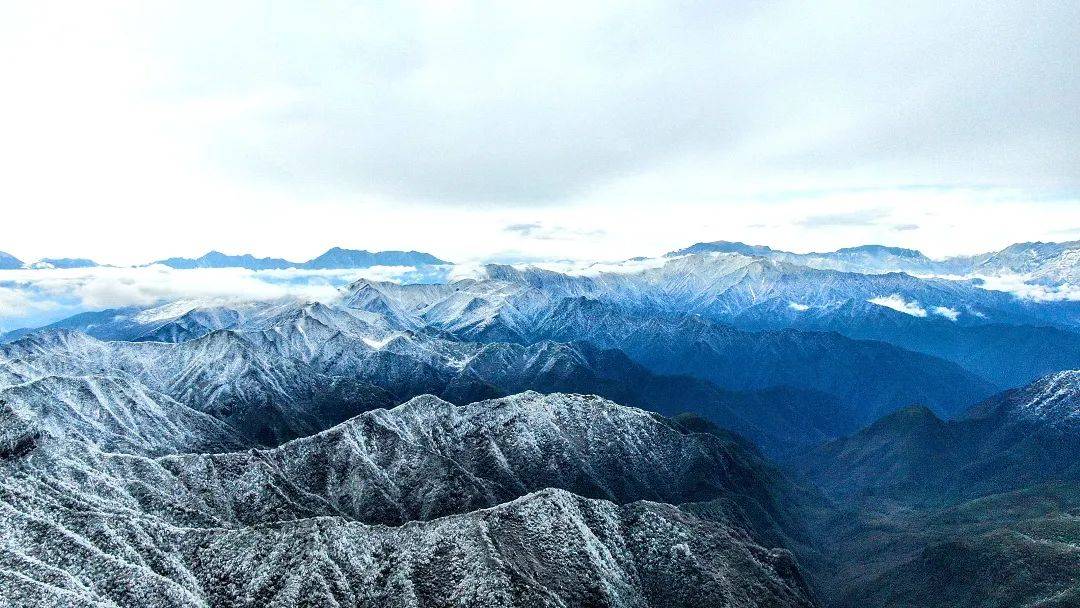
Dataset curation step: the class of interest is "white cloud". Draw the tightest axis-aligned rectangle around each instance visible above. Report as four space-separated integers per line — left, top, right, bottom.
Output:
788 302 811 311
868 294 928 317
971 274 1080 302
0 286 56 317
0 265 437 331
932 306 960 321
0 2 1078 265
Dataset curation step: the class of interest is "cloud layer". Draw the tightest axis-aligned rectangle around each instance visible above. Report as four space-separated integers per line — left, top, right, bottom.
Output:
1 2 1078 265
0 265 443 332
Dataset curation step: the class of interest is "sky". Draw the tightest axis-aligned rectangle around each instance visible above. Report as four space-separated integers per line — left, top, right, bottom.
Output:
2 0 1079 266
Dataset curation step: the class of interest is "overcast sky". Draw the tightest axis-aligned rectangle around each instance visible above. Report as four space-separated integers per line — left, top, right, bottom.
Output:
2 0 1078 265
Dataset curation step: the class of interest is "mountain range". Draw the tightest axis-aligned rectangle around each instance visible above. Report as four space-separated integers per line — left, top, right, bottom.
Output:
340 255 1079 388
0 291 998 453
0 247 450 271
3 239 1079 282
787 369 1080 607
671 239 1080 285
0 382 816 606
2 237 1079 607
150 247 451 269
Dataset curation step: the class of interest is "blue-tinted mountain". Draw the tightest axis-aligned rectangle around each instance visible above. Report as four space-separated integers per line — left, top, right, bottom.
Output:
33 257 99 268
300 246 449 268
528 298 997 424
149 247 450 270
787 370 1080 607
152 250 295 269
338 274 1000 424
669 240 779 257
794 370 1080 505
0 251 22 269
353 253 1077 389
734 301 1080 388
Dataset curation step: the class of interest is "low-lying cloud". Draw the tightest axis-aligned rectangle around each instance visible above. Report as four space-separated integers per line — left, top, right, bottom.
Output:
0 265 449 332
868 294 928 317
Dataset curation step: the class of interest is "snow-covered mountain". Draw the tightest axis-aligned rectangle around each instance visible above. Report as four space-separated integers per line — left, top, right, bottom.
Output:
667 239 1080 286
0 387 814 607
1 483 813 608
668 242 942 275
347 253 1077 333
966 369 1080 429
0 374 245 455
8 246 1074 428
29 248 1065 399
336 254 1079 387
962 240 1080 286
0 291 997 448
3 237 1078 607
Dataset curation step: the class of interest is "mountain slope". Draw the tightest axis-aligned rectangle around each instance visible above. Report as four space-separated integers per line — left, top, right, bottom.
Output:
786 372 1080 607
529 298 997 424
0 251 22 269
794 370 1080 505
0 486 815 608
1 319 861 454
0 374 245 455
0 390 817 607
1 391 791 529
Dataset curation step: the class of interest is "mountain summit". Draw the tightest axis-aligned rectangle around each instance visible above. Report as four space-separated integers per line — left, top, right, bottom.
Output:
300 247 449 268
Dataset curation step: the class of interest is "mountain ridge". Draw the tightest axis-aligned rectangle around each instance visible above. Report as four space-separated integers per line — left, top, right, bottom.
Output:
151 247 451 270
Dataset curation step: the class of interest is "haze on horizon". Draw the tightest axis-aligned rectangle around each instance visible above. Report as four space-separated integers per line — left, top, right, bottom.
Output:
2 1 1079 265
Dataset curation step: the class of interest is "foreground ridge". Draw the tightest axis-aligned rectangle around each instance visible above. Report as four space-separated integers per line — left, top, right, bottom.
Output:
0 387 816 607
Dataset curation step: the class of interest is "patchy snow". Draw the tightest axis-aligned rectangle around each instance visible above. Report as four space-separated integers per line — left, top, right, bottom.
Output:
1003 370 1080 427
361 334 399 349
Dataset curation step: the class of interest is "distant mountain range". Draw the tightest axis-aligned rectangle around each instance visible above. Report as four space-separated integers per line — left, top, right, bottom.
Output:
151 247 451 269
3 240 1079 282
0 247 450 270
339 255 1080 388
670 239 1080 285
